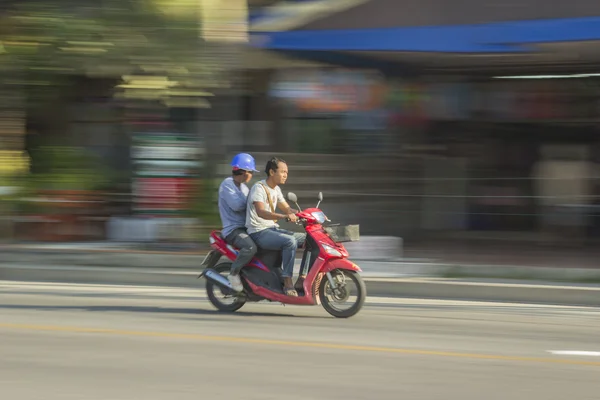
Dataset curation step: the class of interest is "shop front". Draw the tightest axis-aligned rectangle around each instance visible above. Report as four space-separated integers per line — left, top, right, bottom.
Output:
261 64 600 239
417 76 600 239
266 68 429 154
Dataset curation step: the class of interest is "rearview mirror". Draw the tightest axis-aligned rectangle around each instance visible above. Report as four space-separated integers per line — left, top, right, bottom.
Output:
287 192 298 203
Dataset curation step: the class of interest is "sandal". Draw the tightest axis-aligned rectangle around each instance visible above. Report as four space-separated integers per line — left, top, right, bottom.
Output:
282 277 298 296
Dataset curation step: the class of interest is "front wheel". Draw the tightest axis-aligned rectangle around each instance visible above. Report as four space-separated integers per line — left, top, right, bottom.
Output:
319 269 366 318
205 262 246 312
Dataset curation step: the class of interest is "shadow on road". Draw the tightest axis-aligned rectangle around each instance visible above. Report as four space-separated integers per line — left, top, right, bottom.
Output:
0 304 328 319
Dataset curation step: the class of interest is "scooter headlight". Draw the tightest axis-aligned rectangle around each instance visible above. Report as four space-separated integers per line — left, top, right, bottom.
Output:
311 211 326 224
321 243 342 257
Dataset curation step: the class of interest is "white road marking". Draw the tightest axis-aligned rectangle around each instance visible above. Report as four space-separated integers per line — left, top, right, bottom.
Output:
0 281 203 297
3 281 600 313
548 351 600 357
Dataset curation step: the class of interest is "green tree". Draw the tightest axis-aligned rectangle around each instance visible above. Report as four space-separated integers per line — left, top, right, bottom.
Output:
0 0 230 106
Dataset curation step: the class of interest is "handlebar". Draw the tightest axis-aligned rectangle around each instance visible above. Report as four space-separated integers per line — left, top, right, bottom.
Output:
284 207 332 225
285 214 306 224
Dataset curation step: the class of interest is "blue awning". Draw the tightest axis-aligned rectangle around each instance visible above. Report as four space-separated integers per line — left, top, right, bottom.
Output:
250 17 600 53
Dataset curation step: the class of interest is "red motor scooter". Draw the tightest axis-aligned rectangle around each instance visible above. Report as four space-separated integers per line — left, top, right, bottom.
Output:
199 191 366 318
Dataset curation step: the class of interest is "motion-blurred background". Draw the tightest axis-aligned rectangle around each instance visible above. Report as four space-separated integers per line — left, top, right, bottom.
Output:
2 0 600 267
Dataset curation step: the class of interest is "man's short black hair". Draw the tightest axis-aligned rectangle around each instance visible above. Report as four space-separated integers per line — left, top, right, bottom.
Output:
265 157 286 176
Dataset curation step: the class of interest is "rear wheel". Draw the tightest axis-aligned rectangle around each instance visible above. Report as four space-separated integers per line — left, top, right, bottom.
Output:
205 262 246 312
319 269 366 318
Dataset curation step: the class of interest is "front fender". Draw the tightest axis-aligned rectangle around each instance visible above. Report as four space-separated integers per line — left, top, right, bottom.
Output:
322 258 362 274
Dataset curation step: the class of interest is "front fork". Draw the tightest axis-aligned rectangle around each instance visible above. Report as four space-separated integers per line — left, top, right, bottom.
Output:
326 272 337 288
325 271 347 297
320 258 360 295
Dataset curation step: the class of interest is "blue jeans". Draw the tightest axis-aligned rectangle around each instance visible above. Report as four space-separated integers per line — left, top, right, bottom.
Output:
250 228 307 278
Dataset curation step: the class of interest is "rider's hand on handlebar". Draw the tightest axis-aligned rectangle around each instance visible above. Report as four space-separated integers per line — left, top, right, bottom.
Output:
287 213 299 223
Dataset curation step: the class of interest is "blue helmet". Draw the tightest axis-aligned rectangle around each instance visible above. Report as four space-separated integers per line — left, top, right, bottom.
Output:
231 153 259 172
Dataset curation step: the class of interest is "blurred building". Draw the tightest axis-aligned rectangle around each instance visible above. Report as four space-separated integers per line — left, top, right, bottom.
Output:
3 0 600 244
233 0 600 242
0 0 249 241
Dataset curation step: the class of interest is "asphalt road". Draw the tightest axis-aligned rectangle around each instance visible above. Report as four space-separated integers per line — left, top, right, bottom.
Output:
2 281 600 400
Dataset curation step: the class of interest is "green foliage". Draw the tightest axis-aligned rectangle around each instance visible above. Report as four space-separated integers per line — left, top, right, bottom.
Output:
190 177 220 223
29 145 113 191
0 0 226 106
0 145 118 215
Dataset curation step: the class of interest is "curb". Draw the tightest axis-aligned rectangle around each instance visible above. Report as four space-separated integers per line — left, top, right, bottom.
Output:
3 249 600 284
365 278 600 307
4 246 600 282
2 264 600 307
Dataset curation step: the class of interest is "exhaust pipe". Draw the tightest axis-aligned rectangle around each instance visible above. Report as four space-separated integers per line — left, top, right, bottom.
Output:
202 268 233 290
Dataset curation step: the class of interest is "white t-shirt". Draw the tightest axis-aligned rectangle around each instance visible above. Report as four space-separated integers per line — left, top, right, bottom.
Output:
246 180 285 234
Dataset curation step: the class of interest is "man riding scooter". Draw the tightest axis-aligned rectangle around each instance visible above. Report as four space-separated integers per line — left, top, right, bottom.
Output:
246 157 307 296
218 153 259 292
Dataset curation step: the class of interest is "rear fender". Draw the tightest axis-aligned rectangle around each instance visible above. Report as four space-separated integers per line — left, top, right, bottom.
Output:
321 258 362 274
198 250 222 278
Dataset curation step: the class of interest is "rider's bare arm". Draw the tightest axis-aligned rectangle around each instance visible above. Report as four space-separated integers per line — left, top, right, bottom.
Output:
254 201 288 221
277 201 297 215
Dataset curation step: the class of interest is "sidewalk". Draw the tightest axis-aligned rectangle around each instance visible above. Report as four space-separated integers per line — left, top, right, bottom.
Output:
2 241 600 307
2 240 600 282
401 240 600 269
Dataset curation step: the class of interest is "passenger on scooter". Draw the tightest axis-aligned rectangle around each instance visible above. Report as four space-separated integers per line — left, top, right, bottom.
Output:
246 157 307 297
218 153 259 292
